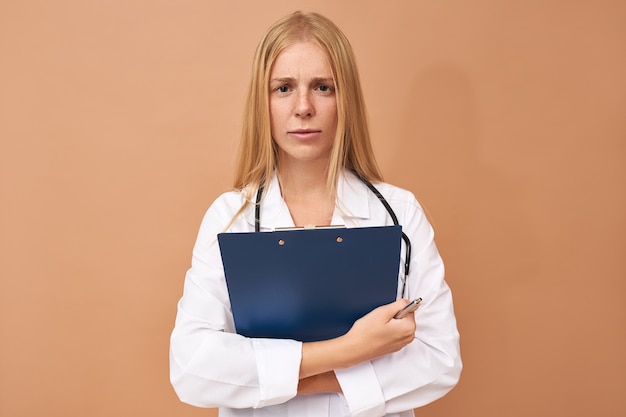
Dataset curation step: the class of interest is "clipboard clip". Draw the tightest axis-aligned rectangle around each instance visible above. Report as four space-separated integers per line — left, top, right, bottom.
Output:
274 224 346 231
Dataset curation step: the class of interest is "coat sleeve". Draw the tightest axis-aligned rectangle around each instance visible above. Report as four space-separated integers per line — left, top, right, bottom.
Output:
335 191 462 417
169 196 302 409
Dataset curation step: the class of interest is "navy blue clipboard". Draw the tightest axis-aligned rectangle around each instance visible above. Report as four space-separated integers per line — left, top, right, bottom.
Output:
218 225 402 342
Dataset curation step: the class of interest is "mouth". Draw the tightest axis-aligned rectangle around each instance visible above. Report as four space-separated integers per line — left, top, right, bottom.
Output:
288 129 321 140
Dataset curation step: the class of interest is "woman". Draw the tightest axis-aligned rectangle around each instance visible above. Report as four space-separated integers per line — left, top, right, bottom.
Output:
170 11 461 417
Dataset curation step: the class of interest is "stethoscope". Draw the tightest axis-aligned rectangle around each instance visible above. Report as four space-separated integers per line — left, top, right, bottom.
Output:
254 172 412 297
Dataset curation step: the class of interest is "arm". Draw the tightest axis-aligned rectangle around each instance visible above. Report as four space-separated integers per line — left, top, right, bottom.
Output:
298 372 341 395
169 198 302 409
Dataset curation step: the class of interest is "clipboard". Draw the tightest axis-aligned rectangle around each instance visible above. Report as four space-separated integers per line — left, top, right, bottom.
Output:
218 225 402 342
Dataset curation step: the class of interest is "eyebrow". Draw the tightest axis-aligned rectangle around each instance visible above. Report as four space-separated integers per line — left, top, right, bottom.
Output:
269 77 335 85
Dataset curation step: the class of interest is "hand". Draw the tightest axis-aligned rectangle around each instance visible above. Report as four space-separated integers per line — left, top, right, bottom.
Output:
341 299 417 366
299 299 417 379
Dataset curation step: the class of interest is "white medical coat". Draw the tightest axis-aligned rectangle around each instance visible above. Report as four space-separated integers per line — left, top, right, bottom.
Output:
170 170 462 417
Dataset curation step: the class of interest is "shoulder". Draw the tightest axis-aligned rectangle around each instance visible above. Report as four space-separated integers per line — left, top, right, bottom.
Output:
366 180 434 233
207 189 246 215
370 181 437 251
340 171 426 224
369 180 424 213
198 189 251 232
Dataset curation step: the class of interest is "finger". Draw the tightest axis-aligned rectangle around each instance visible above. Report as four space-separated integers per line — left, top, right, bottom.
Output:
376 299 412 321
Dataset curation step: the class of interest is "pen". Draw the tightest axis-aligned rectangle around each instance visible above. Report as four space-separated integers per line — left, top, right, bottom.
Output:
394 298 422 319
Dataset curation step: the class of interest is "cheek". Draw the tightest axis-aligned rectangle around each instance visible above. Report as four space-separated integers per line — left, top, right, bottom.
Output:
317 98 337 115
269 101 288 123
326 102 339 126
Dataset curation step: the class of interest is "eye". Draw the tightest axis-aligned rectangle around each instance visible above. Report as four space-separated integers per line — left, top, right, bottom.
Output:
316 84 334 94
276 85 291 93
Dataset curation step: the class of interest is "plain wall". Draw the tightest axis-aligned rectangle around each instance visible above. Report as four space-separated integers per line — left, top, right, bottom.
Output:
1 1 624 416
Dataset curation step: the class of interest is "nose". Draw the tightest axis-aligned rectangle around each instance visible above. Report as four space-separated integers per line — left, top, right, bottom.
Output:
295 91 315 118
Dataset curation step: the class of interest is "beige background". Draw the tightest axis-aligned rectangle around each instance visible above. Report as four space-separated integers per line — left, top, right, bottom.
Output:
1 1 625 416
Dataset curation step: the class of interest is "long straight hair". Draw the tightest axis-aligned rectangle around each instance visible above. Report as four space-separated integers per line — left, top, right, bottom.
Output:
232 11 383 218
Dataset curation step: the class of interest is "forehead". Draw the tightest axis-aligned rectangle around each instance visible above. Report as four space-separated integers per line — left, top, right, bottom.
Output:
270 41 333 77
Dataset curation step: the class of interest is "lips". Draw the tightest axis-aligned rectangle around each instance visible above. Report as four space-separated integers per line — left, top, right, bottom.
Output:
288 129 321 140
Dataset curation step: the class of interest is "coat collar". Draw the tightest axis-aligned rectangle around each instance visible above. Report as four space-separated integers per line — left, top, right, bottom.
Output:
243 170 371 230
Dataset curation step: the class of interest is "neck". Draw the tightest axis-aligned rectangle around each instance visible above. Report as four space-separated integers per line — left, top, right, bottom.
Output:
276 157 330 198
276 157 336 227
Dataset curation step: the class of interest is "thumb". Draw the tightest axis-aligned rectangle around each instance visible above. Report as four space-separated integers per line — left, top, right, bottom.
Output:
378 299 412 320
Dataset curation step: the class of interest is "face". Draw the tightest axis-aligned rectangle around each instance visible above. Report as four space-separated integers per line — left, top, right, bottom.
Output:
269 41 338 166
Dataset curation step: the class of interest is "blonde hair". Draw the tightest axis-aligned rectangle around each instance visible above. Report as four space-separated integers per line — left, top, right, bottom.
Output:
232 11 383 215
